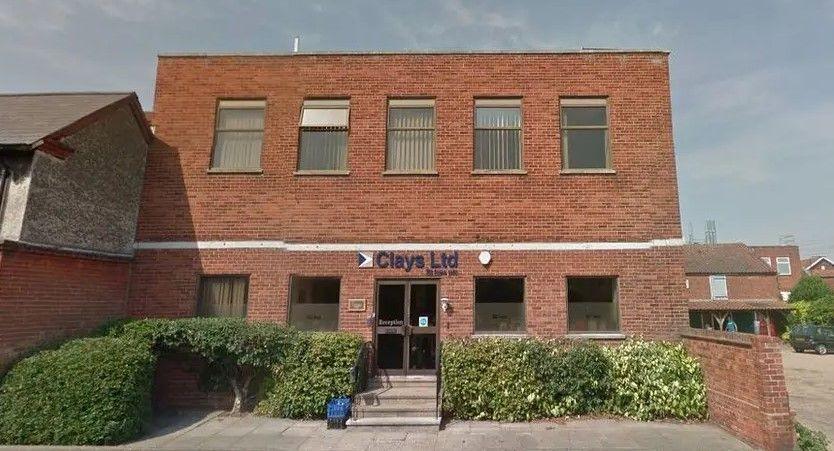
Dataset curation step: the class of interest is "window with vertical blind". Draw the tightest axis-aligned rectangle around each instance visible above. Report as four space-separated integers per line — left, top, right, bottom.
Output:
709 275 728 300
386 99 436 172
561 98 610 170
211 100 265 170
298 99 349 172
197 276 249 317
474 98 522 171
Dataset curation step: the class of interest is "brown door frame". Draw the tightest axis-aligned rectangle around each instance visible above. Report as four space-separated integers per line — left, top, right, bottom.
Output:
374 279 440 376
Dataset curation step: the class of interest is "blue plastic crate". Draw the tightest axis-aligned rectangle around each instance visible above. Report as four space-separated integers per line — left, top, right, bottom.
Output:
326 396 351 419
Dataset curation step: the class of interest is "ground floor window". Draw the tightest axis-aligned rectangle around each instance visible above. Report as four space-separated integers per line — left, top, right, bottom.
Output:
567 277 619 333
474 277 525 333
289 276 340 330
197 275 249 317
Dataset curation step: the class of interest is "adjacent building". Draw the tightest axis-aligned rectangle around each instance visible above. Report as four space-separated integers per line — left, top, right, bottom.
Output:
130 50 688 376
0 92 152 368
803 256 834 289
685 243 799 336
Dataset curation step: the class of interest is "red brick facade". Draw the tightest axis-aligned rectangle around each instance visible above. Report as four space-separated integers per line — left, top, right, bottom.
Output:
749 245 802 294
683 329 794 451
687 273 779 301
129 51 686 344
805 257 834 289
0 244 130 370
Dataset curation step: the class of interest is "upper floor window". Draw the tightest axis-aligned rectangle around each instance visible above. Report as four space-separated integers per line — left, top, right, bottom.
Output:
386 99 436 173
298 99 349 172
761 257 772 267
211 100 265 171
197 275 248 317
561 98 610 170
709 275 728 300
474 98 522 172
776 257 791 276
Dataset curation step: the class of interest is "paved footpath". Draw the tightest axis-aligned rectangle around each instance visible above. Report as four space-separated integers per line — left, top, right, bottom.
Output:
781 345 834 447
2 411 753 451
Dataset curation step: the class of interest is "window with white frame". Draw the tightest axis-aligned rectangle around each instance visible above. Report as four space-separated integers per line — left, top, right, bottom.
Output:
561 98 610 170
211 100 265 170
709 275 728 300
776 257 791 275
474 98 522 171
761 257 772 267
387 99 436 172
298 99 350 171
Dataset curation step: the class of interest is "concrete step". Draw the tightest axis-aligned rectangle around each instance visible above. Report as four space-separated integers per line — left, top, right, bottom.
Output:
355 386 437 404
355 398 436 412
367 376 437 390
356 406 437 418
346 416 441 429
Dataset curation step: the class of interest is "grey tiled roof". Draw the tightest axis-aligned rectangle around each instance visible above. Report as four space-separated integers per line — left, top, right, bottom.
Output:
0 92 132 145
684 243 775 274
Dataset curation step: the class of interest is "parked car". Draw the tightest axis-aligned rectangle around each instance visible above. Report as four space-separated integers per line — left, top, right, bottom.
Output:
791 324 834 355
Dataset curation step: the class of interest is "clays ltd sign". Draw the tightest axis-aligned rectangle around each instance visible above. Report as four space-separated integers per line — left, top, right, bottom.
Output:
357 251 459 276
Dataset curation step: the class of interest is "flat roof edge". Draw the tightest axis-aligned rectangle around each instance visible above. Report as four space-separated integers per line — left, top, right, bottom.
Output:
158 48 671 58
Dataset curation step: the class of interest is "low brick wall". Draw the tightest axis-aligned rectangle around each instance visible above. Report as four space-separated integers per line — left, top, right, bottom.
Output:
0 244 130 371
682 328 794 451
153 354 234 410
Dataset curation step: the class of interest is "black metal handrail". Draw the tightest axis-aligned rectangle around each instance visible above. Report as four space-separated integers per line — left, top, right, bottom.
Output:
436 341 443 421
349 341 371 419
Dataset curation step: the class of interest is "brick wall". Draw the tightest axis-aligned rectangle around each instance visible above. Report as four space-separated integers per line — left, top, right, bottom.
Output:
682 329 794 451
749 246 802 293
687 273 779 300
129 246 687 341
139 52 681 245
0 244 130 370
152 354 233 410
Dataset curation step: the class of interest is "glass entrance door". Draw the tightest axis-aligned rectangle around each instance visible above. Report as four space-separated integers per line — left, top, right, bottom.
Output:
376 280 438 375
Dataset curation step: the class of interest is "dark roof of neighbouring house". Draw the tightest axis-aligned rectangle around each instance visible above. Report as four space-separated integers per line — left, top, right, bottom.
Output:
0 92 148 146
684 243 775 275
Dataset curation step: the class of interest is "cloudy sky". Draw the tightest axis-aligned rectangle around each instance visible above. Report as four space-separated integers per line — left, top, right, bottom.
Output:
2 0 833 256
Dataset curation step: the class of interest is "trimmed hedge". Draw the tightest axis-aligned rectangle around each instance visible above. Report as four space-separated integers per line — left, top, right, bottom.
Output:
256 331 363 418
441 338 707 422
442 338 612 421
0 337 155 445
604 340 707 420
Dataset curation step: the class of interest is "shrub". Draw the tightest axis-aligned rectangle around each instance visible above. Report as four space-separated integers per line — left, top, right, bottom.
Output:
789 275 834 303
788 297 834 328
441 338 612 421
796 422 829 451
256 331 363 418
0 337 155 446
605 340 707 420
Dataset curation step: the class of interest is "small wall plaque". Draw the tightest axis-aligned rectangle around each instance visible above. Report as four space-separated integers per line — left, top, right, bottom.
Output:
348 298 366 312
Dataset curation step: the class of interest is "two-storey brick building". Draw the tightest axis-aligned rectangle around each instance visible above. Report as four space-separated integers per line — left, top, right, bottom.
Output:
130 50 687 375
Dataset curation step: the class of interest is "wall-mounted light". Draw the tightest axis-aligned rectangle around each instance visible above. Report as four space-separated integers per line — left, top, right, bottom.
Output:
441 297 451 312
478 251 492 266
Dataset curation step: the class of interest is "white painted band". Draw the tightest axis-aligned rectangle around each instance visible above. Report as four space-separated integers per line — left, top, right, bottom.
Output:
134 238 685 251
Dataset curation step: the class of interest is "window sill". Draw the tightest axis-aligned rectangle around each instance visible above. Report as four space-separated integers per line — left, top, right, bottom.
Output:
207 168 263 174
566 333 626 340
472 332 528 338
560 168 616 175
293 170 351 176
382 170 439 176
471 169 528 175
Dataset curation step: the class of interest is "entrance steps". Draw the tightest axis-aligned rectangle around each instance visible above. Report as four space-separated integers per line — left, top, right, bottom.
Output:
346 375 440 428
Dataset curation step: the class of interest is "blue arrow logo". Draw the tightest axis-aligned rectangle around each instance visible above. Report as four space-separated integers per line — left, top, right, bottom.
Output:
357 252 373 268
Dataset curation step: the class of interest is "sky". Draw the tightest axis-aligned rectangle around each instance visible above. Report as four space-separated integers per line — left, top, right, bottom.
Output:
2 0 833 257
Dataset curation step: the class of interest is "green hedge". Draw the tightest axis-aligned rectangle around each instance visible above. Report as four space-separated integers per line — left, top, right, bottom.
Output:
442 338 611 421
256 331 363 418
604 340 707 420
441 338 707 422
0 337 156 446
